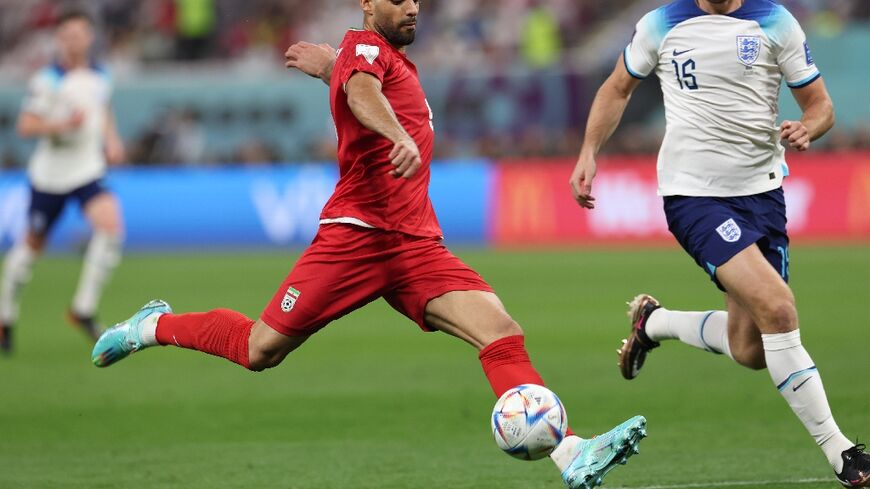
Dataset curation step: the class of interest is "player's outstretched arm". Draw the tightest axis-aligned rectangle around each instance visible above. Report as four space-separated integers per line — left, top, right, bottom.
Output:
571 54 642 209
17 110 84 139
345 71 422 179
285 42 336 86
781 78 834 152
103 108 126 165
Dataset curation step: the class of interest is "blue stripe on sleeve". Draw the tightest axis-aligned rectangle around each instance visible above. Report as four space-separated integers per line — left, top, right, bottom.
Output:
787 71 821 89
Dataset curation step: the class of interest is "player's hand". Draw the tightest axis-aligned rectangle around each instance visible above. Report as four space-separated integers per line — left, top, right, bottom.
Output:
780 120 811 151
53 109 85 135
285 42 336 81
570 153 598 209
389 137 422 179
105 136 126 166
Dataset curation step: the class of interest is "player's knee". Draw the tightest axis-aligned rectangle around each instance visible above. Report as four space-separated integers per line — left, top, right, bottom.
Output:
489 318 524 344
247 340 289 372
98 223 123 237
474 317 524 352
247 347 284 372
87 196 124 235
757 299 797 334
93 215 124 236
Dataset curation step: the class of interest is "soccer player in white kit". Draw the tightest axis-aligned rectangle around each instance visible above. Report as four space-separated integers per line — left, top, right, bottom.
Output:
0 9 125 353
570 0 869 486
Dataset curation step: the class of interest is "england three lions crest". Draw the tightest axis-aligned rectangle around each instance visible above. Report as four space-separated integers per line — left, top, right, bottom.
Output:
736 36 761 66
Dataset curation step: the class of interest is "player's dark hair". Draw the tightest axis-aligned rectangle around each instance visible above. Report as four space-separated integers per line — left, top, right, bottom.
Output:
57 7 94 27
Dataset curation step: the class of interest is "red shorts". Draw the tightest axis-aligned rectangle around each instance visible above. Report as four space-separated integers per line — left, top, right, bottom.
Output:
260 224 493 336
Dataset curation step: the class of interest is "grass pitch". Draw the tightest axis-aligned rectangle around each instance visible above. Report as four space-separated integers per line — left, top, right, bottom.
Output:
1 246 868 489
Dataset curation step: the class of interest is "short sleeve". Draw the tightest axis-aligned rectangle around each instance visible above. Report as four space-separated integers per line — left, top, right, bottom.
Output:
96 65 114 101
624 9 667 79
771 8 820 88
21 71 57 116
337 42 392 90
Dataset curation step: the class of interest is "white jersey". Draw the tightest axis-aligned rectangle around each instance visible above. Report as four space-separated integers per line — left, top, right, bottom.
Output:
22 63 112 193
624 0 820 197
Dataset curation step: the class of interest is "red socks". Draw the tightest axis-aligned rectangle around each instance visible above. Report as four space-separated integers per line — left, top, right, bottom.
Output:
154 320 573 435
156 309 254 369
479 335 545 396
479 335 574 437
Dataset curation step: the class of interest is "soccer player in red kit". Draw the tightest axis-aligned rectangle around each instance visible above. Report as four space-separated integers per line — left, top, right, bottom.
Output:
92 1 645 487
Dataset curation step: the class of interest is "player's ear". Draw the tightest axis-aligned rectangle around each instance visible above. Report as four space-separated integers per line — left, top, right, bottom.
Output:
360 0 374 17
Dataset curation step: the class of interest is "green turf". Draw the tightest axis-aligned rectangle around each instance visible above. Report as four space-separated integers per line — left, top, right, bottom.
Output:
1 246 868 489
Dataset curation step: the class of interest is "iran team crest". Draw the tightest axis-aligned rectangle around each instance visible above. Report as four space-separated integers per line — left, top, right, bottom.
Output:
281 286 301 313
736 36 761 66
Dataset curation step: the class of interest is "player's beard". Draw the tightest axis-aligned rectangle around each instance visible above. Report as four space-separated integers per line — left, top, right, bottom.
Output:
377 19 416 46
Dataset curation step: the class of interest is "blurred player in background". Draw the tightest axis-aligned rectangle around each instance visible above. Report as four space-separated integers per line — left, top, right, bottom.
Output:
570 0 869 486
0 9 125 353
91 1 647 487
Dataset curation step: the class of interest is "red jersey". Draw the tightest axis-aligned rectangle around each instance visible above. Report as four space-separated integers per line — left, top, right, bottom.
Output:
321 29 441 238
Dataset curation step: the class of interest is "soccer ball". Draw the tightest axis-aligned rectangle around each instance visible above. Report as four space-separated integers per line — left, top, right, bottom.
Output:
491 384 567 460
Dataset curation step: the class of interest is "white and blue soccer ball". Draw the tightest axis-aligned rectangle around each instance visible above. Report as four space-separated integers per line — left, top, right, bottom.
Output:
491 384 567 460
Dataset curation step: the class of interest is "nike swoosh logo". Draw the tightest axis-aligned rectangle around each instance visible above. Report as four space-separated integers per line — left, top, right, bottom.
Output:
673 48 695 56
793 377 813 392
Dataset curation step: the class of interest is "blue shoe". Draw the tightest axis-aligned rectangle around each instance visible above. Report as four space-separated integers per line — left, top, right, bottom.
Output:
562 415 647 489
91 300 171 368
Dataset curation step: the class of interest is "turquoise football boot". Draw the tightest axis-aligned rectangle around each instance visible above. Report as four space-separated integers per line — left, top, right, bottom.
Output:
562 415 647 489
91 300 172 368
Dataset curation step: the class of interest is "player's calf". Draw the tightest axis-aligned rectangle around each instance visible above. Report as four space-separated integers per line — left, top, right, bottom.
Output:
93 305 267 370
727 336 766 370
725 302 766 370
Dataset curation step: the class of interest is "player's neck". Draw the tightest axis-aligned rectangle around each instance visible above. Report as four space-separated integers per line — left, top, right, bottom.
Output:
58 53 89 70
696 0 743 15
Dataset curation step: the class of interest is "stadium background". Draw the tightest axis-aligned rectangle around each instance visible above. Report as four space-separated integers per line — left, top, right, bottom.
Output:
0 1 868 489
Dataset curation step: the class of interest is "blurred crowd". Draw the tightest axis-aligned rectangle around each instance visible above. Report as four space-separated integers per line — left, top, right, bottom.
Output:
1 0 868 74
0 0 868 166
0 0 641 75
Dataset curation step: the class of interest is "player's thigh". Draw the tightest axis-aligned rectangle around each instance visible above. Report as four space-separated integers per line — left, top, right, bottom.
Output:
383 237 507 349
260 225 388 337
81 189 123 235
664 194 766 292
26 187 68 249
724 293 766 370
424 290 522 351
716 244 797 334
